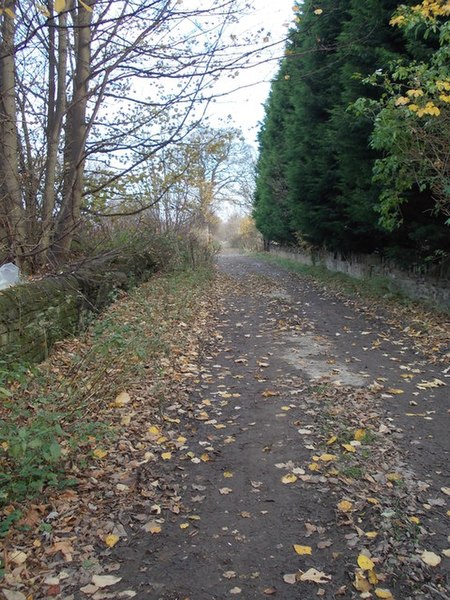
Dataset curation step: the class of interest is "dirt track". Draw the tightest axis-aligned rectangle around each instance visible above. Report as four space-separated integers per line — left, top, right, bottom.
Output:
81 253 449 599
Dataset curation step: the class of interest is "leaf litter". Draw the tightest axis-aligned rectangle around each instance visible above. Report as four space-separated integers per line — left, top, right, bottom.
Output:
1 258 449 599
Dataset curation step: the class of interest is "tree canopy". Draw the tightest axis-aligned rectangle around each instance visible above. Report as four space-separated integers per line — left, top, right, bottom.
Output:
253 0 450 263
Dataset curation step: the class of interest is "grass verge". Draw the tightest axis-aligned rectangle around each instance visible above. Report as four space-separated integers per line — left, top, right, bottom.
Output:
0 266 213 509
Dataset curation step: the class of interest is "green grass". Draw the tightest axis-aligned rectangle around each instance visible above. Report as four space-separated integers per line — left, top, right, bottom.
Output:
255 252 450 316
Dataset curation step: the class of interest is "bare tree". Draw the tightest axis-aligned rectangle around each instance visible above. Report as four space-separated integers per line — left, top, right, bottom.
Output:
0 0 267 270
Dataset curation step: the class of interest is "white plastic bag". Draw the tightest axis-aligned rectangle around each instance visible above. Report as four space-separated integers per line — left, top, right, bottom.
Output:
0 263 20 290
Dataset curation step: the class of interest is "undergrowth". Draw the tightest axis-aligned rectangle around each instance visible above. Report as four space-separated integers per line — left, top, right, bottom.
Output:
0 266 213 509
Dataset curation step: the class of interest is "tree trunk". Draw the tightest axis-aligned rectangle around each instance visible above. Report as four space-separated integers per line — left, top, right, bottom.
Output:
0 2 26 266
52 0 93 264
38 8 68 267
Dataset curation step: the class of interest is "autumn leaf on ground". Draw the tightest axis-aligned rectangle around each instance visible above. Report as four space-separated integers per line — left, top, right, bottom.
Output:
283 573 297 584
161 452 172 460
219 487 233 494
354 428 366 441
421 550 441 566
293 544 312 555
111 391 131 407
281 474 297 484
92 575 122 588
387 388 404 395
143 522 162 534
337 500 353 512
375 589 394 599
223 471 233 478
105 534 120 548
357 555 375 571
299 568 331 583
93 448 108 459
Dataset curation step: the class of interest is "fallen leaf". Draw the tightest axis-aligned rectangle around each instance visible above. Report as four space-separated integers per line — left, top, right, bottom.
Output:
421 550 441 566
92 575 122 588
353 572 371 593
365 531 378 539
143 522 162 534
161 452 172 460
281 474 297 484
223 571 236 579
219 487 233 495
105 534 120 548
263 587 277 595
387 388 404 394
8 550 27 565
223 471 234 478
283 573 297 584
299 568 331 583
317 453 336 462
180 523 189 529
93 448 108 459
327 435 337 445
148 425 161 436
357 555 375 571
230 587 242 594
2 591 27 600
240 511 251 518
293 544 312 555
354 428 365 441
374 589 394 599
441 487 450 496
342 444 356 453
112 391 131 407
337 500 353 512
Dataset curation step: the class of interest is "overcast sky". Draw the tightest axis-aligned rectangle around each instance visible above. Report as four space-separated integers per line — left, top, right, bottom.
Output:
207 0 294 147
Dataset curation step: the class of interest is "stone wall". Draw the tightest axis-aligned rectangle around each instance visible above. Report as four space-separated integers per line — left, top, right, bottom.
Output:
0 252 156 363
271 247 450 309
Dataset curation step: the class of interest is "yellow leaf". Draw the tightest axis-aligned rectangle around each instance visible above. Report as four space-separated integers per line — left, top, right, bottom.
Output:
79 0 93 11
105 534 120 548
146 523 161 534
148 425 161 436
327 435 337 445
161 452 172 460
281 474 297 484
54 0 66 13
262 390 279 397
93 448 108 459
317 453 336 462
180 523 189 529
177 436 187 444
293 544 312 555
421 550 441 567
337 500 353 512
375 589 394 599
357 554 375 571
367 497 380 505
111 391 130 407
387 472 401 482
223 471 233 478
308 462 319 471
354 428 365 441
202 399 212 406
200 453 210 462
214 424 226 430
366 531 378 539
314 8 323 14
281 406 291 411
387 388 404 395
409 516 420 524
121 415 131 425
354 572 371 592
342 444 356 453
368 569 378 584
